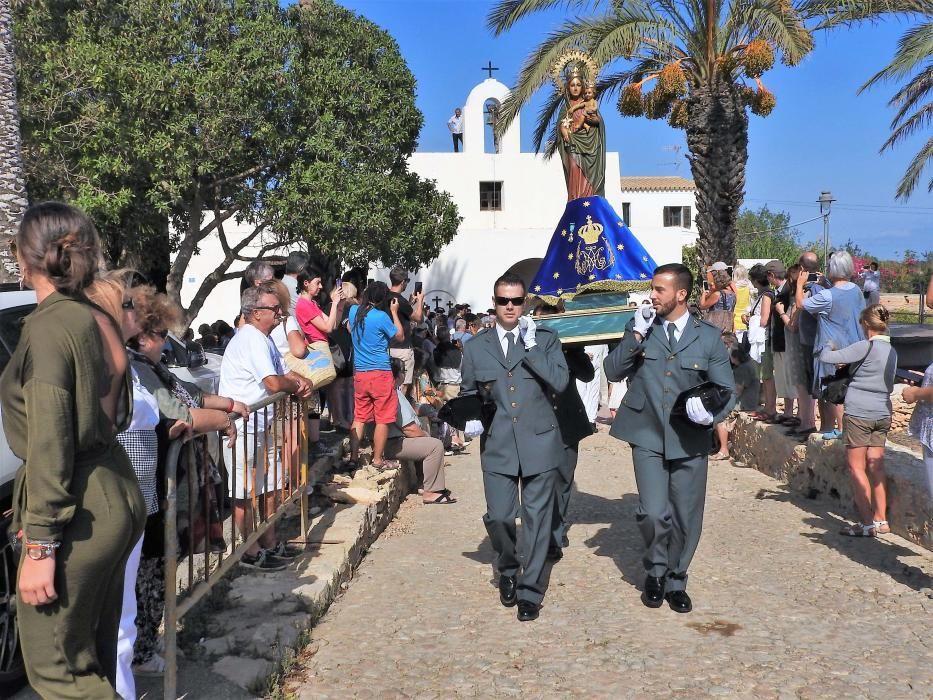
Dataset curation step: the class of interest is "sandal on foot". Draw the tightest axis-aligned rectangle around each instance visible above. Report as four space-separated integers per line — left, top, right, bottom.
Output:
873 520 891 534
840 523 876 537
709 452 730 461
372 459 400 471
424 489 457 505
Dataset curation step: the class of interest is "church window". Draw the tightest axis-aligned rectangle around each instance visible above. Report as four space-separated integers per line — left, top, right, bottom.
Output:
479 181 503 211
621 202 631 226
663 206 691 228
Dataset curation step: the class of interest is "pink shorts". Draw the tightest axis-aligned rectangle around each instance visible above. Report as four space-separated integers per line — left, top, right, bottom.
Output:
354 370 398 424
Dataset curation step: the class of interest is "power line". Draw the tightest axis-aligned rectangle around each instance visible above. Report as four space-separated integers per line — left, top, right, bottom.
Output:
738 213 825 236
744 197 933 214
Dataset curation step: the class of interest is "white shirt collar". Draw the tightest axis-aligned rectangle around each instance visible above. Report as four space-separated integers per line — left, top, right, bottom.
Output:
663 311 690 335
496 323 519 344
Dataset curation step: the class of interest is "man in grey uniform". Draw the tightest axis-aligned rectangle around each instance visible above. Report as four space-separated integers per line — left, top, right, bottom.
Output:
460 272 569 621
605 264 735 613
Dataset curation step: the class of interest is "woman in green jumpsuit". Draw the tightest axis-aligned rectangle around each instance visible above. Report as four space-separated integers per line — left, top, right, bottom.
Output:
0 202 146 698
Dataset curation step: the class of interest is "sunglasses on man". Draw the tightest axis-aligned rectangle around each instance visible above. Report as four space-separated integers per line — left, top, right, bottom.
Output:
254 305 282 315
494 296 525 307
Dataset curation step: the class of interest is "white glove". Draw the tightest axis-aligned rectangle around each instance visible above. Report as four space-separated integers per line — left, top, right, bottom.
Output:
633 305 655 337
685 396 715 426
518 315 537 349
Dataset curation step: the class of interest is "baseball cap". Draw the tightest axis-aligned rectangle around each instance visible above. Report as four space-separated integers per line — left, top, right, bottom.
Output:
709 261 728 271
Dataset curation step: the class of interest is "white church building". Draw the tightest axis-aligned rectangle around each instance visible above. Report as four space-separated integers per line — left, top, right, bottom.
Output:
178 77 697 327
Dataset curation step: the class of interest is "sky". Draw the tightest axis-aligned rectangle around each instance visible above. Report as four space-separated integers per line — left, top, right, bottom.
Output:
329 0 931 260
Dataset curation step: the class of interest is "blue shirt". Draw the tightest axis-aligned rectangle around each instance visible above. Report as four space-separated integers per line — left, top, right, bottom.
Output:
347 304 396 372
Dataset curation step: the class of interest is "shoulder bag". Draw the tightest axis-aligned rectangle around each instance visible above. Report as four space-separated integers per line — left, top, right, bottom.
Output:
820 340 874 405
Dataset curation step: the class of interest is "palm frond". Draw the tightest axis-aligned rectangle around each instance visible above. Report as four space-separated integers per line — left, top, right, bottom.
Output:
533 89 567 156
883 102 933 147
595 59 662 97
799 0 931 29
578 12 683 67
859 21 933 91
487 0 608 35
887 64 933 125
732 0 815 65
892 134 933 199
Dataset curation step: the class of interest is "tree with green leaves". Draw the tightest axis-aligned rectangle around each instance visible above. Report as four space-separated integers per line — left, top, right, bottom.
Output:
488 0 826 268
15 0 460 323
735 205 805 266
0 0 26 283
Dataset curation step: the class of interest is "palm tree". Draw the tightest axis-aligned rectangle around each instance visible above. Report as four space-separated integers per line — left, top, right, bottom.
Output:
488 0 816 267
811 0 931 200
0 0 26 282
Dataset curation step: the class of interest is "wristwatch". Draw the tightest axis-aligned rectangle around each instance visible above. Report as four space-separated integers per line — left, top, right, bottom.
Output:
25 541 60 560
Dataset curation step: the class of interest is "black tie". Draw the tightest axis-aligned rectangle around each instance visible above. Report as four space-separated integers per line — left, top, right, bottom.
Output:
506 330 519 363
667 322 677 350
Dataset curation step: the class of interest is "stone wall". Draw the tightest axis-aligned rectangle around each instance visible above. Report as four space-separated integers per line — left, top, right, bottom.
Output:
731 414 932 551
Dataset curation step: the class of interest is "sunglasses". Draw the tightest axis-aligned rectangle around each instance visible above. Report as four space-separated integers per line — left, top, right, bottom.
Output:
254 305 282 314
494 296 526 307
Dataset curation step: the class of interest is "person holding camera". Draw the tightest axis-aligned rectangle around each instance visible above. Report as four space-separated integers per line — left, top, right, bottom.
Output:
799 251 865 441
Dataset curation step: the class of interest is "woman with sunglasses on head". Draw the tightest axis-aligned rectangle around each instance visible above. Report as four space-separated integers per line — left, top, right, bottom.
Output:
347 281 404 469
0 202 146 697
123 286 247 670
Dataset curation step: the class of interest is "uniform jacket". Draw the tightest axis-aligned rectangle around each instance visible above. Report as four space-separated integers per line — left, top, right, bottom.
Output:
604 313 736 459
553 346 595 448
460 326 569 476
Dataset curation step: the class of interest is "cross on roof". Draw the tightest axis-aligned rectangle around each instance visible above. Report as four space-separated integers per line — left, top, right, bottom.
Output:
481 61 499 79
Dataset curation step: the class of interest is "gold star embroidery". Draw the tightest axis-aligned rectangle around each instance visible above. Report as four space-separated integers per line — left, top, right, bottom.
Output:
639 272 648 279
553 272 560 279
642 256 648 262
567 253 573 260
615 274 622 279
588 274 596 281
618 221 624 226
617 243 624 251
582 200 591 207
561 229 568 237
557 288 563 295
534 285 541 292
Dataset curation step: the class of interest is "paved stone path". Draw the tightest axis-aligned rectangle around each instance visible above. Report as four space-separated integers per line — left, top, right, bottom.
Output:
284 431 933 699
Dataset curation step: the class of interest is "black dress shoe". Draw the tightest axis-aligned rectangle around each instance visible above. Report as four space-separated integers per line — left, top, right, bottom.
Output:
517 600 540 622
499 575 517 607
546 545 563 562
641 575 665 608
665 589 693 613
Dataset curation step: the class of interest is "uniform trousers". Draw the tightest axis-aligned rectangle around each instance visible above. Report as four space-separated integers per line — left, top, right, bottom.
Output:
482 469 557 605
631 445 708 591
551 446 579 547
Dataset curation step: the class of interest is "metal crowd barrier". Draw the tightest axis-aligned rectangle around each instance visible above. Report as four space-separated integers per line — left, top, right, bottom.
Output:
162 392 312 699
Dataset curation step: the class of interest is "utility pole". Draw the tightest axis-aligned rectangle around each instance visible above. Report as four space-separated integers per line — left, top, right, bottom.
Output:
818 191 835 266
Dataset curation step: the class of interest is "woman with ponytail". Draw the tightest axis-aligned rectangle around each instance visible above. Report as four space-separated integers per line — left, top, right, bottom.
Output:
347 281 404 468
0 202 146 697
820 304 897 537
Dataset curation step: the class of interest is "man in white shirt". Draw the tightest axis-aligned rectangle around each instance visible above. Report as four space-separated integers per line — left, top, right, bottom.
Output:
220 283 313 570
447 107 463 152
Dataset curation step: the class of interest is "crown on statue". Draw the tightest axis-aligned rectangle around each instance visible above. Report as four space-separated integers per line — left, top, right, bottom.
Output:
578 215 604 244
550 49 599 91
